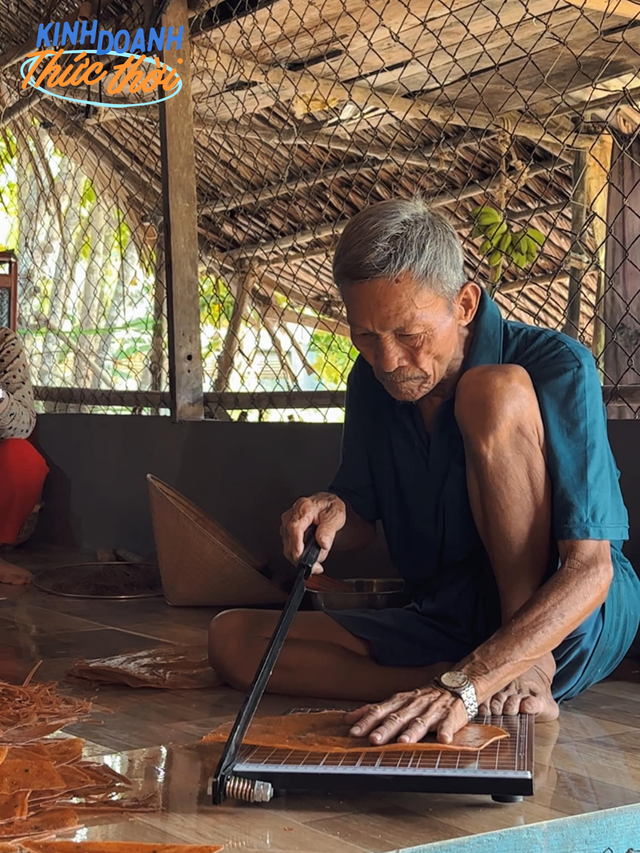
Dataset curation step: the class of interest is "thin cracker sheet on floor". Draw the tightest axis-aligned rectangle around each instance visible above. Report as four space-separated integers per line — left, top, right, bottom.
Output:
203 710 508 753
0 794 29 824
0 763 66 795
0 681 92 745
6 743 83 769
68 647 221 690
20 844 224 853
0 808 78 840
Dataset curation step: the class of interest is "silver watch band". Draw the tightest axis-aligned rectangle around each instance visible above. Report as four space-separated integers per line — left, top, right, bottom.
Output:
457 683 478 721
435 678 478 721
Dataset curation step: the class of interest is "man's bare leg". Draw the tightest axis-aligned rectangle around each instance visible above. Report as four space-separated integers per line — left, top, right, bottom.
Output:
208 609 449 701
455 364 559 721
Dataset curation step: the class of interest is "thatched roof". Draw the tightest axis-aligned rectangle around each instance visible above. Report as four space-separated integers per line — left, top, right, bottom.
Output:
2 0 640 347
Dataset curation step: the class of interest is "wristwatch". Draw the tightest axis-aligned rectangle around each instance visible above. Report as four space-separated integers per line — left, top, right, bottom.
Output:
434 671 478 721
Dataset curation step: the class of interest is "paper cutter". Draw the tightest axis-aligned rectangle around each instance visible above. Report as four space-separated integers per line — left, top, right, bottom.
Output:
230 708 533 803
211 529 534 805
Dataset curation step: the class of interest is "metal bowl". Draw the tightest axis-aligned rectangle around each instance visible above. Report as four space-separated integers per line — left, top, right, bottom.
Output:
308 578 407 611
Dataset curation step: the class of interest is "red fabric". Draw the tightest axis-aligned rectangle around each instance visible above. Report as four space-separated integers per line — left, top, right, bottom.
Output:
0 439 49 544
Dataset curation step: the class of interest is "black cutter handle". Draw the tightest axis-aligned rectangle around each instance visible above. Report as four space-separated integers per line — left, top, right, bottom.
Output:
212 525 322 804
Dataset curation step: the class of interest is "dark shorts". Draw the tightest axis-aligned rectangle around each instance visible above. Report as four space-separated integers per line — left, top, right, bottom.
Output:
328 552 640 702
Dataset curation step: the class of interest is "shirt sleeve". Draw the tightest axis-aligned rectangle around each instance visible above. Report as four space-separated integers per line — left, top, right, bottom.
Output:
527 336 629 543
0 329 37 440
327 360 378 523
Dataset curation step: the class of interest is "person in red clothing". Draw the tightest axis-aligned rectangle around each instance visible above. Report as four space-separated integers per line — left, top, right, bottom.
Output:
0 328 49 584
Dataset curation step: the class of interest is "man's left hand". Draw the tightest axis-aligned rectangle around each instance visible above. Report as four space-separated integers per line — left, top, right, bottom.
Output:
344 685 471 745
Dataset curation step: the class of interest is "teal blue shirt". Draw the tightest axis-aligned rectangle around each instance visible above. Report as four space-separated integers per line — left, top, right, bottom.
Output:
329 289 640 700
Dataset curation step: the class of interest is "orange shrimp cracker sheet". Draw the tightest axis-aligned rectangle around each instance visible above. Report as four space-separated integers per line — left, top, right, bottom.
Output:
0 751 7 768
68 647 221 690
0 807 78 840
0 680 92 746
0 763 66 795
0 793 29 824
21 844 224 853
203 710 508 753
11 741 85 768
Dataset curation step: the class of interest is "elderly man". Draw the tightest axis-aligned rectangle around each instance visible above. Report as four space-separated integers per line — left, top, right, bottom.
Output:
209 199 640 746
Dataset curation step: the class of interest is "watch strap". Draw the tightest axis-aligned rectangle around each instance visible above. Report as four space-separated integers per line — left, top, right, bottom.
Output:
434 675 478 721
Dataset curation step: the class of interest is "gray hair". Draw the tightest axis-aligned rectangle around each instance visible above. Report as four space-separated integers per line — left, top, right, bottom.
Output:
333 198 466 300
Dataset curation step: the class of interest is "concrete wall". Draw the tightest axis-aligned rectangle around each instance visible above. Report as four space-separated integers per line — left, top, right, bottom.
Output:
30 414 391 578
30 414 640 576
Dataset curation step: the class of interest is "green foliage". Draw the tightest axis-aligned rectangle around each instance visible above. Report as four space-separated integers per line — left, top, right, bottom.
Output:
80 177 97 209
200 274 235 325
309 329 357 389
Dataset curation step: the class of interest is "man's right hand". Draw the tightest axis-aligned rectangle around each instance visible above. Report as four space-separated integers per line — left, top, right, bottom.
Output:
280 492 347 574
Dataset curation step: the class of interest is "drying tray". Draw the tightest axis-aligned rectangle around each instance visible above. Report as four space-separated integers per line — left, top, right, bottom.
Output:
228 709 533 802
33 562 163 600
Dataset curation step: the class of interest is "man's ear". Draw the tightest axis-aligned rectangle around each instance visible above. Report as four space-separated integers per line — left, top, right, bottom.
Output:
456 282 482 326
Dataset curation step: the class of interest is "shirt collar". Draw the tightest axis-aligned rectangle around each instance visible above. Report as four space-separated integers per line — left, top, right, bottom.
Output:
463 287 505 371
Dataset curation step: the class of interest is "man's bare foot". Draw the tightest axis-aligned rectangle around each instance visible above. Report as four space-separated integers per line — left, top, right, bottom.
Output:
0 558 33 585
478 657 559 722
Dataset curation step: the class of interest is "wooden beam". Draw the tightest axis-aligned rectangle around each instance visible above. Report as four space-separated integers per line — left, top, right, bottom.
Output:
214 270 251 392
252 291 350 338
39 102 160 204
0 3 95 73
506 201 568 222
199 130 484 216
0 92 45 130
228 157 569 263
88 126 164 197
199 48 596 149
33 386 348 409
563 150 590 338
32 384 640 409
150 223 166 400
160 0 204 421
561 0 640 17
498 271 571 293
262 316 299 387
586 134 613 370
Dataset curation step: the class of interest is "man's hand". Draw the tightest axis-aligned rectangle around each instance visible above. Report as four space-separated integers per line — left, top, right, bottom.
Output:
280 492 347 574
344 685 471 746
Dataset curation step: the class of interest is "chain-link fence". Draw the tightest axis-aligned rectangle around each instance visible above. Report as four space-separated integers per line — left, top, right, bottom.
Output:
1 0 639 420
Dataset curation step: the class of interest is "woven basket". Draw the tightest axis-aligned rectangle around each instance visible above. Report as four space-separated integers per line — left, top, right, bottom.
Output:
147 474 287 606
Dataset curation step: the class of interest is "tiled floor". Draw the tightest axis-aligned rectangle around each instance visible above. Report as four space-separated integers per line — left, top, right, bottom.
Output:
0 545 638 852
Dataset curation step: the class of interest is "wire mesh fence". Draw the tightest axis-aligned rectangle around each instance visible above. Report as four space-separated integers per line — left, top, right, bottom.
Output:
0 0 638 420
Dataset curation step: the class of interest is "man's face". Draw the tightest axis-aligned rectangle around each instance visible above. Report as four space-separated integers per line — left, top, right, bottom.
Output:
342 273 478 402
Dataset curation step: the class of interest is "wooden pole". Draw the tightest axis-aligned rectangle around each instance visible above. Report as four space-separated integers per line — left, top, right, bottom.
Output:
150 223 166 404
563 150 589 339
586 135 613 375
214 271 251 393
0 92 46 131
160 0 204 420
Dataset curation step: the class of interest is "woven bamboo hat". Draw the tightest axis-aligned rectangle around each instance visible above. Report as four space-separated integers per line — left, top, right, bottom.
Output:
147 474 287 606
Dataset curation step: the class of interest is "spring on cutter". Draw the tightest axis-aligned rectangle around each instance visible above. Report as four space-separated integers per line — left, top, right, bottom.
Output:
224 776 273 803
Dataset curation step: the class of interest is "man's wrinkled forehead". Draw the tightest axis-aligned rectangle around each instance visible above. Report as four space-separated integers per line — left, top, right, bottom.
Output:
341 275 450 331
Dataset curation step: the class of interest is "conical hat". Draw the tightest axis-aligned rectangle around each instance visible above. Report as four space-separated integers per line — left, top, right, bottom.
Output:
147 474 286 606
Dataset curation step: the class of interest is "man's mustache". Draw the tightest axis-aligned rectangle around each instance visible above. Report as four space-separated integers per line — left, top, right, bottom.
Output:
377 369 429 383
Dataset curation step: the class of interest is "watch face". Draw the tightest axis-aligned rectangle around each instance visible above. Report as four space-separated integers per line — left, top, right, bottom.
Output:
440 671 469 690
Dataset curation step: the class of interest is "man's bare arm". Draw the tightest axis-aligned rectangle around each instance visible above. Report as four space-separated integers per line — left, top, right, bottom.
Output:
458 538 613 702
345 538 613 746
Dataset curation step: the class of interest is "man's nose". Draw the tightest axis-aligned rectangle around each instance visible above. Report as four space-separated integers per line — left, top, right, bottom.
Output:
375 337 403 373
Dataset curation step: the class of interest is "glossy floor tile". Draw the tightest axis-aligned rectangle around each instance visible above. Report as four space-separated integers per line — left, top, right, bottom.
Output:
0 546 637 851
